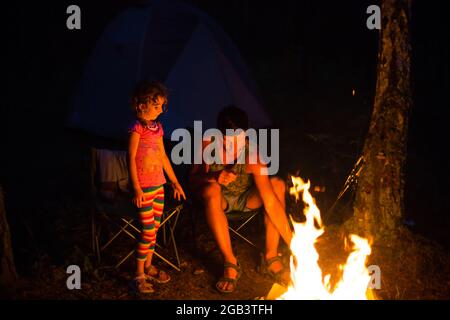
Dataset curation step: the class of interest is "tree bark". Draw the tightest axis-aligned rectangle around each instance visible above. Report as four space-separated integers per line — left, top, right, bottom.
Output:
346 0 412 241
0 185 18 297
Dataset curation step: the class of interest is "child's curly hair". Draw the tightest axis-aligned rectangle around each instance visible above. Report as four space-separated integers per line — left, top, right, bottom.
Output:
131 80 168 117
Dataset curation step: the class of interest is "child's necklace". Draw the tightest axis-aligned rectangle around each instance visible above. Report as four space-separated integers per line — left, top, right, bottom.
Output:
145 120 158 130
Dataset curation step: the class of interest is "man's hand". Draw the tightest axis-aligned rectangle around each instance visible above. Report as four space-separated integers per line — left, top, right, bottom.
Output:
217 170 237 186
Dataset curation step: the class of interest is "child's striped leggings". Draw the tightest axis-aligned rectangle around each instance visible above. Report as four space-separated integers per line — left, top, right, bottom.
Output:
136 185 164 262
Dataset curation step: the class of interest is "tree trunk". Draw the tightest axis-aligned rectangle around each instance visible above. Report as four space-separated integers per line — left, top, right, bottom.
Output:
0 185 18 297
346 0 412 241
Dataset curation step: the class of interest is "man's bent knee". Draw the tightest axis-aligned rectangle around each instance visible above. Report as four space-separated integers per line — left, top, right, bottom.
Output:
200 182 222 201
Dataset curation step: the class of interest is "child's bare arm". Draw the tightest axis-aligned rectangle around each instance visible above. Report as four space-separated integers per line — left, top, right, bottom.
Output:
158 138 186 200
128 132 145 207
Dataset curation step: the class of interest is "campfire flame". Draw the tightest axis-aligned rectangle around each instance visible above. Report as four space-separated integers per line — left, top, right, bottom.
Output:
274 176 373 300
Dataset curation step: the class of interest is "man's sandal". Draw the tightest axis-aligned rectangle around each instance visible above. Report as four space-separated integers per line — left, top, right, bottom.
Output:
215 261 242 294
144 265 171 284
264 256 290 287
130 275 154 294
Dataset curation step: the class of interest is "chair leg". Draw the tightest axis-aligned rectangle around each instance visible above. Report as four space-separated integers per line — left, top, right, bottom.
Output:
91 211 96 253
235 212 259 232
115 249 135 269
169 221 181 268
95 235 101 263
92 209 102 263
229 227 257 248
164 207 181 247
94 224 101 264
114 220 140 268
162 220 167 246
101 218 136 250
153 251 181 272
228 211 261 250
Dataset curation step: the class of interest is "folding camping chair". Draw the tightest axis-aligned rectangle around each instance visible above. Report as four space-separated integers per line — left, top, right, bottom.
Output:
188 198 263 252
90 147 183 271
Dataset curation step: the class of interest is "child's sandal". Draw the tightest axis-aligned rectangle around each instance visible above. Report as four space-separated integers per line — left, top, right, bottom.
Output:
131 275 154 294
145 266 171 284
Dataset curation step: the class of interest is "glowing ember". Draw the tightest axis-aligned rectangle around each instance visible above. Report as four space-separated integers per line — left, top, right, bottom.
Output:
275 176 373 300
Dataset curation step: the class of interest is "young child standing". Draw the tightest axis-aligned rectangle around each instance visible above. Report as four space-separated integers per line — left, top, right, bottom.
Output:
128 80 186 293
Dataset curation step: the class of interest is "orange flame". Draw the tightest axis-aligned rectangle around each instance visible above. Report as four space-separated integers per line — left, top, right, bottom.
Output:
275 176 373 300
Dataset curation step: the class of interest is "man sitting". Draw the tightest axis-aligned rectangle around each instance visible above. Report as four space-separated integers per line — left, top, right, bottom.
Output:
189 106 292 293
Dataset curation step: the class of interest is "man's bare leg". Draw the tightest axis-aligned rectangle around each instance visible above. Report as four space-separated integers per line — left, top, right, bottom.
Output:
246 177 289 281
201 182 238 291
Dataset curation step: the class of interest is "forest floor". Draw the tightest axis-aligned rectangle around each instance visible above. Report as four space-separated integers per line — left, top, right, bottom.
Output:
10 199 450 300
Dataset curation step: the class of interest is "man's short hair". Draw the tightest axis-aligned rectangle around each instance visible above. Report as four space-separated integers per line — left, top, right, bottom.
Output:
217 105 249 134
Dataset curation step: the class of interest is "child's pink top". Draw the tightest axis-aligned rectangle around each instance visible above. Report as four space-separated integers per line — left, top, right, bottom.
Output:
129 120 166 187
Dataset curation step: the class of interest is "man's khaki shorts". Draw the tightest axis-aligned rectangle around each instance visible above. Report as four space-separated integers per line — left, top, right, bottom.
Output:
222 187 260 214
